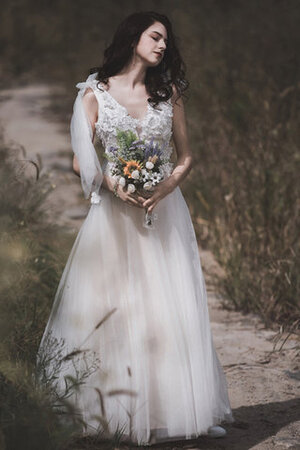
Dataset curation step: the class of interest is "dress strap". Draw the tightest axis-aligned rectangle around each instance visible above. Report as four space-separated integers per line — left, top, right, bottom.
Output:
75 72 98 93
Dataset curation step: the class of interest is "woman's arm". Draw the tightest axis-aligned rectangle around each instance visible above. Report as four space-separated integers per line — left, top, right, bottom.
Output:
72 88 116 192
142 85 194 213
164 84 194 192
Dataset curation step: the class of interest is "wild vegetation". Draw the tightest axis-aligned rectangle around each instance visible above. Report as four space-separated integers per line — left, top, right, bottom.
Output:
182 1 300 328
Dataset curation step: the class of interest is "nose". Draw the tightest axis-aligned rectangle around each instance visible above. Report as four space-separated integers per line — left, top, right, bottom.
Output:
159 41 167 52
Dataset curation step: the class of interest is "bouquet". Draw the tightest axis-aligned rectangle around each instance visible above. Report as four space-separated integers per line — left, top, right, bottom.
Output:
103 129 173 229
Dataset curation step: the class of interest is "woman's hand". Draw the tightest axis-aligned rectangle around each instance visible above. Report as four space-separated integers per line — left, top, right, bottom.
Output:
141 180 175 213
116 184 147 208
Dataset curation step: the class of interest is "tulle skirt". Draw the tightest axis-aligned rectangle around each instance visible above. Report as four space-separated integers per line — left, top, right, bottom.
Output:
36 184 234 445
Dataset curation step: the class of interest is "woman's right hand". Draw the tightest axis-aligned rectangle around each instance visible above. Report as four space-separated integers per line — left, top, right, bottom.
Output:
115 184 146 208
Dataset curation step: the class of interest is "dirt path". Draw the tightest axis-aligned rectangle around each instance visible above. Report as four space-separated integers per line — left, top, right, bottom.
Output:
0 85 299 449
0 83 88 233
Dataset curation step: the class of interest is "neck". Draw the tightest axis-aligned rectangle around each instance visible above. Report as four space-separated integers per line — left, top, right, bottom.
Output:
112 54 148 89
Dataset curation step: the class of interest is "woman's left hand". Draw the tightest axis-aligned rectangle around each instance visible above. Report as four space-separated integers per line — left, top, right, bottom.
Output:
142 180 175 213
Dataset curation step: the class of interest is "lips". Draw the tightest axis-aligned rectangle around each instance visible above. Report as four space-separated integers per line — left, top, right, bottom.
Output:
154 52 163 56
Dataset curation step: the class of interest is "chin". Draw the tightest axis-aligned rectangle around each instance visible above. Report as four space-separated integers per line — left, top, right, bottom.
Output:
151 57 162 66
146 61 160 68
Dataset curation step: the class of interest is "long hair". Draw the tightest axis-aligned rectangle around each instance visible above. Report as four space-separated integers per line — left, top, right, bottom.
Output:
90 11 189 107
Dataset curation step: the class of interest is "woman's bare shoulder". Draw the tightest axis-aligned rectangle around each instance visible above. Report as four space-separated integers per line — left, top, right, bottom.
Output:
81 88 98 127
171 83 184 108
82 88 98 113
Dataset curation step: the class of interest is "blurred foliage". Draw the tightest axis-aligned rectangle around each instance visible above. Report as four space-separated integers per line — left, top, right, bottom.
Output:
0 134 75 448
0 1 299 326
0 140 74 364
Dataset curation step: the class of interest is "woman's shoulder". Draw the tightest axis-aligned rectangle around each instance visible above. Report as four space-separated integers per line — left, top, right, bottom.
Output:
78 75 100 118
170 83 180 104
170 83 184 108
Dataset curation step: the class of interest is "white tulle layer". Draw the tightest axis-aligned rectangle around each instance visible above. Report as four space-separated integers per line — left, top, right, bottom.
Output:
37 185 234 445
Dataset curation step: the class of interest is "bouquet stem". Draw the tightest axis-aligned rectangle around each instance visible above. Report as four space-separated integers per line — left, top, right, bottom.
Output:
136 188 157 229
143 208 155 229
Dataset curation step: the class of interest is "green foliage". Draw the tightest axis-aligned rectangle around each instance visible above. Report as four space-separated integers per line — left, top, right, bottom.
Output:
115 128 138 152
0 143 72 364
0 136 80 448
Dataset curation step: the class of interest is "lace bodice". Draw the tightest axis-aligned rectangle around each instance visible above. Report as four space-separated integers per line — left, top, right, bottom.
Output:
73 73 175 196
84 78 174 161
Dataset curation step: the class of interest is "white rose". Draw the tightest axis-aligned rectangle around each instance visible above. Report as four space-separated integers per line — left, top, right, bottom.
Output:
127 183 136 193
143 181 153 190
131 169 140 180
146 161 154 170
119 176 126 187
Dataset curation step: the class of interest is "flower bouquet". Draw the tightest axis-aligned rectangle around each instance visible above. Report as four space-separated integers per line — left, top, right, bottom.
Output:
103 129 173 229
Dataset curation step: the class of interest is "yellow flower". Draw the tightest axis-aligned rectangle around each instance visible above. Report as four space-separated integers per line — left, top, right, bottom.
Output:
123 159 143 178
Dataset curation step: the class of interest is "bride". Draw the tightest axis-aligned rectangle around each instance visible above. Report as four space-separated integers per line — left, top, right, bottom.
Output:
36 10 234 446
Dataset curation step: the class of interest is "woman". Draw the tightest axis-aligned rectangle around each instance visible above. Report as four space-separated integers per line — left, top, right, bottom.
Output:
36 10 234 446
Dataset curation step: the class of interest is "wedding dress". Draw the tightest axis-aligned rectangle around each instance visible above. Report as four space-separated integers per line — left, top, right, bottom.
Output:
36 72 234 445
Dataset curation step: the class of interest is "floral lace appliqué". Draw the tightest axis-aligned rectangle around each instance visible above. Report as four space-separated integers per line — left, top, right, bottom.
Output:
91 80 174 166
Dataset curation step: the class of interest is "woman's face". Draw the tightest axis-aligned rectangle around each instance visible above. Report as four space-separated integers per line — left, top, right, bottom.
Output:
134 21 168 66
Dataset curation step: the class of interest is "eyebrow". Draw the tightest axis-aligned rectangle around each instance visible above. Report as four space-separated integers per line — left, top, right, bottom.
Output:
151 30 168 43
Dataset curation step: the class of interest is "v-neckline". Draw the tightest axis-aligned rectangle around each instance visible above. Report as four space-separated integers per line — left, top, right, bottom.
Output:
98 82 151 123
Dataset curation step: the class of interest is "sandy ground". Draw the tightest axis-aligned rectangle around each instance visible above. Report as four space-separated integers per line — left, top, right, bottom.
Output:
0 84 299 450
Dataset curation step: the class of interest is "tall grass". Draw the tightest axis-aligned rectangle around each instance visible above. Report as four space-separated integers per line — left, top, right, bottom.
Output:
195 92 300 328
0 135 77 448
183 2 300 328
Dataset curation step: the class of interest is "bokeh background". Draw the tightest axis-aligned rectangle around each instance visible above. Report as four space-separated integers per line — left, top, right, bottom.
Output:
0 0 299 448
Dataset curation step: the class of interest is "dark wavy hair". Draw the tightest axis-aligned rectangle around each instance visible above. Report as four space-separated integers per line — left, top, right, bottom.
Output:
89 11 189 108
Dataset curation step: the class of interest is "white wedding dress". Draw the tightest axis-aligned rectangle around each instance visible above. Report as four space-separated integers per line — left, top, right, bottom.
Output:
36 73 234 445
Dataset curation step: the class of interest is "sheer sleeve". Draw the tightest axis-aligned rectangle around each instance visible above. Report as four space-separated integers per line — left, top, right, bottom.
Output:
70 73 103 201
